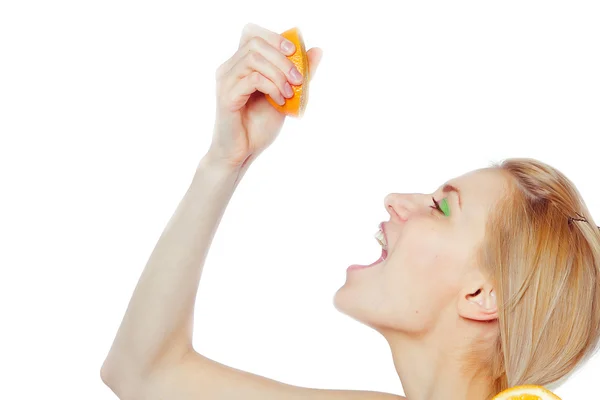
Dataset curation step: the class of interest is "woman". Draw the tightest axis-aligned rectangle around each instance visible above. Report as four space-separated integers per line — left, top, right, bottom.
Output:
100 23 600 400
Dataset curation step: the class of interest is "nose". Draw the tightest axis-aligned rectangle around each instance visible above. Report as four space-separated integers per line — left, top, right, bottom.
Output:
384 193 421 222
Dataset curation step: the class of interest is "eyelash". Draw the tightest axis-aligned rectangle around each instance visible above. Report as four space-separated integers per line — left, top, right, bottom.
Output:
430 196 444 214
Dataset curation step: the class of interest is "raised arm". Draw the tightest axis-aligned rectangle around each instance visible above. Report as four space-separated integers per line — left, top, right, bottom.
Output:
100 22 403 400
100 152 246 389
100 20 316 397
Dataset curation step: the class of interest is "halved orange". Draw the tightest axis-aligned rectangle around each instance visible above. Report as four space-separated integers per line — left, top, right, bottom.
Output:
492 385 561 400
265 27 310 118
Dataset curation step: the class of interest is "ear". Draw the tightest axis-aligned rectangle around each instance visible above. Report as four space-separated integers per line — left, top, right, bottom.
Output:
457 284 498 322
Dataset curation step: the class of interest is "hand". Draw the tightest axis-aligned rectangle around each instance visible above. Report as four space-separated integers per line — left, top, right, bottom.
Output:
208 23 323 169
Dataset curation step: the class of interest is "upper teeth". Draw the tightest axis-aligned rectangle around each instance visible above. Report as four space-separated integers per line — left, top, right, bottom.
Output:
374 229 388 250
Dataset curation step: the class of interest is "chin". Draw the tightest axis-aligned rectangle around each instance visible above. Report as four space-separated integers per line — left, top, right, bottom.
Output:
332 284 356 317
332 284 373 325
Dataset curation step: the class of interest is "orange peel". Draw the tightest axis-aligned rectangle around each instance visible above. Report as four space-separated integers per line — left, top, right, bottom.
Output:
265 27 309 118
492 384 561 400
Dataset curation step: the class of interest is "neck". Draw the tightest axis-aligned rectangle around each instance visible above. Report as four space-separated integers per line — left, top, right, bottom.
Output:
383 327 495 400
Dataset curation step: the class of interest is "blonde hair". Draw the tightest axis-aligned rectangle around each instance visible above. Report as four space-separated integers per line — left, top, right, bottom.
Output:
474 158 600 398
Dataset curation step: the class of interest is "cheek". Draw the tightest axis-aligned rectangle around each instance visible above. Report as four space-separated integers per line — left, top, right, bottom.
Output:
397 225 446 269
397 221 469 269
386 229 466 305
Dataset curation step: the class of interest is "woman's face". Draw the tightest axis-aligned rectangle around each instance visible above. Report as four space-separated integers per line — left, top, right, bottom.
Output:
333 168 508 335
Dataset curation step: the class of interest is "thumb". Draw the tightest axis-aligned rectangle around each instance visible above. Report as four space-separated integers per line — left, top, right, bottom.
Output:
306 47 323 81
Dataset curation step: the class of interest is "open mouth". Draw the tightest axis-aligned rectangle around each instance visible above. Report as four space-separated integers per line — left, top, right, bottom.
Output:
347 223 388 272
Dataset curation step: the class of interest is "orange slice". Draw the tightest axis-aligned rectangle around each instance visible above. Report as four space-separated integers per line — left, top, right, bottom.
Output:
265 27 310 118
492 385 561 400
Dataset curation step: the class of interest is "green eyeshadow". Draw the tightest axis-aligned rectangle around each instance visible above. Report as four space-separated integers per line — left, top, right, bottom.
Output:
440 198 451 216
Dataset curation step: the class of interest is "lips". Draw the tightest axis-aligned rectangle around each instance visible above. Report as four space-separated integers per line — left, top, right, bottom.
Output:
346 250 386 271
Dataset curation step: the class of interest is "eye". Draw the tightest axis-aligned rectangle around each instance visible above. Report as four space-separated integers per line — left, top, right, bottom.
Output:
431 196 451 216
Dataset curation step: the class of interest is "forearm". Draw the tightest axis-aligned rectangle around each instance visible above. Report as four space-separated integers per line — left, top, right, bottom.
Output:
101 151 248 385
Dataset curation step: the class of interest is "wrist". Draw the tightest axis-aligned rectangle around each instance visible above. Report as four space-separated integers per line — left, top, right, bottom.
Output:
196 151 256 191
200 151 243 173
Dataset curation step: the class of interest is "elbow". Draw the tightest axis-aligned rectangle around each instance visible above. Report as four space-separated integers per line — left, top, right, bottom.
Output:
100 361 117 388
101 356 113 385
101 354 122 388
101 358 142 400
100 361 123 397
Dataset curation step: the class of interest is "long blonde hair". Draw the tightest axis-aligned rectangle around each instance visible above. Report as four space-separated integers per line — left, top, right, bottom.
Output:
476 158 600 398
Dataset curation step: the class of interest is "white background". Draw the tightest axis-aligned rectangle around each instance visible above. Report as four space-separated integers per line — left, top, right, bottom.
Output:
1 1 599 398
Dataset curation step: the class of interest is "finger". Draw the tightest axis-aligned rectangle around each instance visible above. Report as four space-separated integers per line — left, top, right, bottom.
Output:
222 70 285 113
217 36 301 91
216 22 295 81
220 46 294 103
238 23 295 56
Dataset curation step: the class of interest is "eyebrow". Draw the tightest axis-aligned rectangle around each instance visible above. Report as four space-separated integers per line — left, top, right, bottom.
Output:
442 184 462 209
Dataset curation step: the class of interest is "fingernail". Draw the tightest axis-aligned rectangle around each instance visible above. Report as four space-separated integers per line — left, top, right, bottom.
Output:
281 39 295 55
290 66 303 84
284 82 294 97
